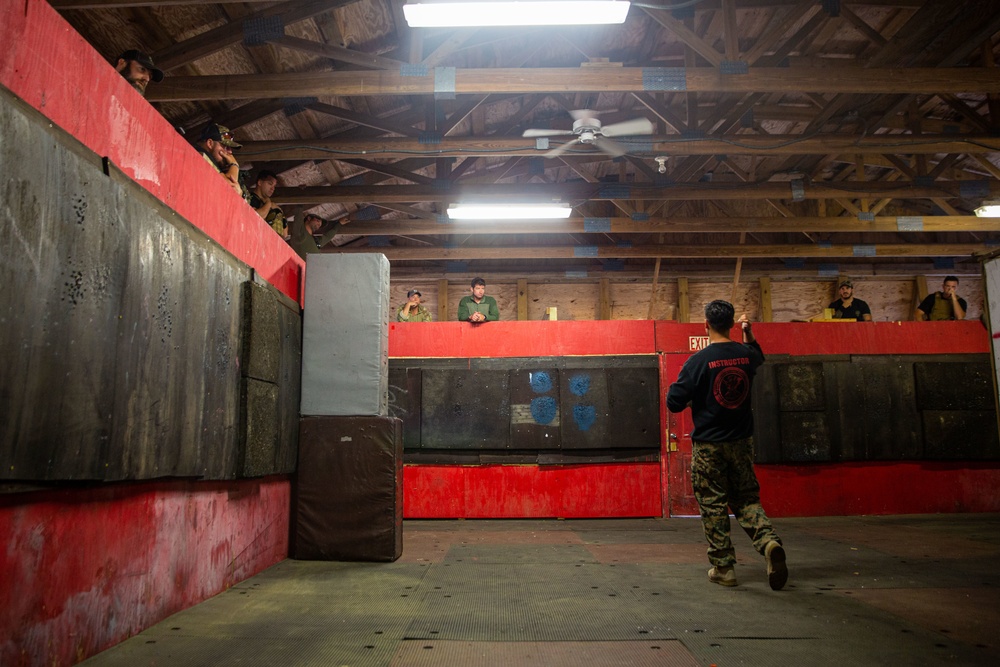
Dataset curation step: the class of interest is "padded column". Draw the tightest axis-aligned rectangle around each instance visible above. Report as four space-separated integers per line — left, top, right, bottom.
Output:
300 254 390 416
293 416 403 561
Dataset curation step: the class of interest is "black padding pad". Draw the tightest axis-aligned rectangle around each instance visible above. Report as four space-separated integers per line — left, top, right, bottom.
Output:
294 416 403 562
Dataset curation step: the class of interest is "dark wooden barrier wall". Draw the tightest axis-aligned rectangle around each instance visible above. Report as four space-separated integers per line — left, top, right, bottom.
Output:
0 88 300 483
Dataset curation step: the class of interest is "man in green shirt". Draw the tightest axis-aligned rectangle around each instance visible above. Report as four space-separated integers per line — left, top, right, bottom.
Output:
457 277 499 323
397 289 433 322
288 213 349 260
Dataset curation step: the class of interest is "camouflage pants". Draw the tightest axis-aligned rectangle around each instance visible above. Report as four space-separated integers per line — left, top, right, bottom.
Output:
691 436 781 567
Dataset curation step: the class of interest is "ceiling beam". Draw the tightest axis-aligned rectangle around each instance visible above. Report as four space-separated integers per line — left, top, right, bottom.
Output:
327 243 986 261
273 179 1000 205
240 133 1000 160
147 66 1000 101
339 215 998 236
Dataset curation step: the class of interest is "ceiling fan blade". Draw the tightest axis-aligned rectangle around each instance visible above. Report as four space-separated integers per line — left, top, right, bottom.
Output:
522 128 575 138
569 108 600 121
544 137 582 158
593 135 629 158
600 117 654 137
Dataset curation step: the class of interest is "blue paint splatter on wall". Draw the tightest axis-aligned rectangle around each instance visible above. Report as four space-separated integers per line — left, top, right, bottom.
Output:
573 404 596 431
529 371 553 394
569 373 591 397
530 396 558 425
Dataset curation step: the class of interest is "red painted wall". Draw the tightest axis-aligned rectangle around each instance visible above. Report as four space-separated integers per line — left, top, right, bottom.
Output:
0 479 289 667
404 464 662 519
1 2 296 665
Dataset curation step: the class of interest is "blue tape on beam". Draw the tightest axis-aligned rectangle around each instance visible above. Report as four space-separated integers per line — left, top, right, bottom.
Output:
598 184 631 199
603 259 625 271
642 67 686 91
368 236 391 247
434 67 456 99
584 218 612 233
857 212 875 222
631 212 649 221
354 206 380 221
418 131 442 144
400 63 429 77
720 60 749 75
574 246 599 257
818 263 840 277
619 139 654 153
896 216 924 231
445 261 468 273
565 270 588 278
617 240 632 248
790 179 805 202
783 258 805 268
435 214 450 224
933 257 955 269
853 245 877 257
960 180 991 199
818 241 833 249
242 15 283 46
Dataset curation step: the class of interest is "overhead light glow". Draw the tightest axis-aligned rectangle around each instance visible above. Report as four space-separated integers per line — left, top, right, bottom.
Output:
403 1 631 28
975 199 1000 217
448 203 573 219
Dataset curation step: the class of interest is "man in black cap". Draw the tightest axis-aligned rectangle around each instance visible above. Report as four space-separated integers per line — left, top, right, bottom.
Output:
114 50 164 97
396 289 432 322
195 123 247 200
828 279 872 321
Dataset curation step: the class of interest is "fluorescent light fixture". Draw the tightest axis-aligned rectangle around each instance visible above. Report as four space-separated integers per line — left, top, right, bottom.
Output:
448 203 573 219
403 1 630 28
975 198 1000 217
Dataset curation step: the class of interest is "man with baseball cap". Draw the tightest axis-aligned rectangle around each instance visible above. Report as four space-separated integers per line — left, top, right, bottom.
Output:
114 50 164 96
828 279 872 321
397 289 432 322
195 123 247 200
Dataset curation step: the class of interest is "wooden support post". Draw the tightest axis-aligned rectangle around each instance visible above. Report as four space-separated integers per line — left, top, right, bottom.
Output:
678 277 690 323
599 277 612 320
731 231 746 304
517 278 528 320
647 258 662 319
759 277 772 322
914 275 929 320
437 278 449 322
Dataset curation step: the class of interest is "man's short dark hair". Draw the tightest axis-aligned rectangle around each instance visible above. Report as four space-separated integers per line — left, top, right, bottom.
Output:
471 277 486 288
256 169 278 184
705 300 735 333
944 275 959 284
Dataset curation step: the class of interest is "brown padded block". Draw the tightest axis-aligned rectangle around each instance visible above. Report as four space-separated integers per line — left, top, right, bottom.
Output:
293 416 403 562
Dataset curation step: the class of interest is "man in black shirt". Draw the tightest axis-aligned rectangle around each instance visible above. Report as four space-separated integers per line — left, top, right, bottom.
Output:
667 300 787 590
828 279 872 321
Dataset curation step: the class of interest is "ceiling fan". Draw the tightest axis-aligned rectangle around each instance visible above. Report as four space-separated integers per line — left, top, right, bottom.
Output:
522 109 654 159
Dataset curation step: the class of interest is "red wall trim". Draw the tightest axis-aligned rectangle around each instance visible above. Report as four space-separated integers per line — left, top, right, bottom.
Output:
0 0 304 304
403 464 663 518
655 320 990 355
389 320 657 358
0 479 289 667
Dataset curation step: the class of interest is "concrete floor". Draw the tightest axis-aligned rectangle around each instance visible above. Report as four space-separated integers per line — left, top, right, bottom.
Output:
83 514 1000 666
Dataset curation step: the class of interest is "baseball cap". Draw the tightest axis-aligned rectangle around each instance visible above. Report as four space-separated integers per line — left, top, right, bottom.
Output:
407 289 422 298
117 50 164 82
199 123 242 149
839 279 853 288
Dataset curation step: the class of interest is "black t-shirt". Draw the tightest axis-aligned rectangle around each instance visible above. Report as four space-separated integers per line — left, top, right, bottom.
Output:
666 339 764 442
828 298 871 321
